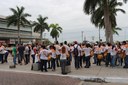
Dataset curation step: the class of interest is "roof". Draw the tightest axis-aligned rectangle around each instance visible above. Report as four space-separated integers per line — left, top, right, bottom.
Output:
0 15 6 19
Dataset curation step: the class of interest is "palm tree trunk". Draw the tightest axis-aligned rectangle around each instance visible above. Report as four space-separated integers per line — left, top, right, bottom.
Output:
109 18 114 44
55 37 57 42
40 29 43 41
104 0 112 43
17 24 20 44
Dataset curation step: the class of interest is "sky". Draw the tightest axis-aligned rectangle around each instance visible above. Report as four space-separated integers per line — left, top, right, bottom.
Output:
0 0 128 43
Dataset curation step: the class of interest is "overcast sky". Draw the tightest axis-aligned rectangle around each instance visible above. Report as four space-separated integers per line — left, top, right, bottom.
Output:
0 0 128 43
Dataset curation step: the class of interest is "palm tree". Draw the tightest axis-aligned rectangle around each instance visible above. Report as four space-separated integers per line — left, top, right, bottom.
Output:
32 15 49 40
83 0 125 43
90 0 125 41
6 6 31 44
49 24 62 42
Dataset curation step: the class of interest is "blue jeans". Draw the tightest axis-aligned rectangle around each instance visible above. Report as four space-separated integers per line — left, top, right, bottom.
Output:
13 55 17 65
111 55 116 67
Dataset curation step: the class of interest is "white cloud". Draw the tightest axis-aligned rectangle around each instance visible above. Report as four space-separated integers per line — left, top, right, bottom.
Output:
0 0 128 42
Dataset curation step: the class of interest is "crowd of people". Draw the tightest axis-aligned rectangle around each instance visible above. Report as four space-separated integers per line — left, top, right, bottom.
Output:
0 40 128 74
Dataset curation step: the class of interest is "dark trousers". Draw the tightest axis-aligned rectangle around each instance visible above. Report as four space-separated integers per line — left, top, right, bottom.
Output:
124 55 128 68
74 56 79 69
4 52 9 62
60 59 67 74
25 54 29 64
40 59 48 72
85 56 90 68
31 54 35 63
19 53 25 64
51 58 56 70
56 55 60 67
105 53 111 67
0 54 4 64
78 56 82 68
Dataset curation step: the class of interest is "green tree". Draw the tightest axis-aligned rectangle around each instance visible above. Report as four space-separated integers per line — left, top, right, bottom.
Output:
49 24 62 42
6 6 31 44
32 15 49 40
90 0 125 42
83 0 126 43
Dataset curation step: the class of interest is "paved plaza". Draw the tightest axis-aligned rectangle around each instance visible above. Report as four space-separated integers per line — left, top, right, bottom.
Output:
0 55 128 85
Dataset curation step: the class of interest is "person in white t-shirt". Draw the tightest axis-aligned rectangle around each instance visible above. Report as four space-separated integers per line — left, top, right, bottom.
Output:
110 45 118 67
54 41 61 67
72 41 81 69
0 43 5 64
39 45 50 72
50 45 56 71
105 43 112 67
60 46 68 74
82 43 92 68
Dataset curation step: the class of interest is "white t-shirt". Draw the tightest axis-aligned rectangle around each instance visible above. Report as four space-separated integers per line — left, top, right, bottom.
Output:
31 49 35 55
105 46 111 53
60 53 67 60
124 47 128 55
72 44 82 56
40 49 50 60
63 44 70 54
83 47 92 56
110 48 117 56
51 52 56 59
24 46 29 54
54 44 61 55
0 46 5 54
94 46 98 54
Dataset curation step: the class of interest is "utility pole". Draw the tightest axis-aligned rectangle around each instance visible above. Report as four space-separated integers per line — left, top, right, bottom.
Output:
81 31 84 42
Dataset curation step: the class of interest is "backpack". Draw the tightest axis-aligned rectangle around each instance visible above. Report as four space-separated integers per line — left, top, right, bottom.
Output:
73 45 78 56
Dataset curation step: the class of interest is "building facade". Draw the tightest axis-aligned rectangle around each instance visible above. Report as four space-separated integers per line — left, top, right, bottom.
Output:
0 15 39 44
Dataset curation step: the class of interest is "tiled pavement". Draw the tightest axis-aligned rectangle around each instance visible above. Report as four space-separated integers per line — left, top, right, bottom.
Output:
0 55 128 85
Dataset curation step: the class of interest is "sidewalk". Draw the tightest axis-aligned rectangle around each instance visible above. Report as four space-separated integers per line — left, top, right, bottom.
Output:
0 55 128 84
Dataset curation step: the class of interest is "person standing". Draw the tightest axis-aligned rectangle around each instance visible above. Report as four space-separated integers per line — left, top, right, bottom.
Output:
110 45 117 67
50 45 56 71
12 44 17 66
0 43 5 64
31 45 35 63
60 46 68 74
72 41 81 69
54 41 61 67
18 44 25 65
105 43 112 67
39 45 49 72
24 44 29 65
82 43 92 68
